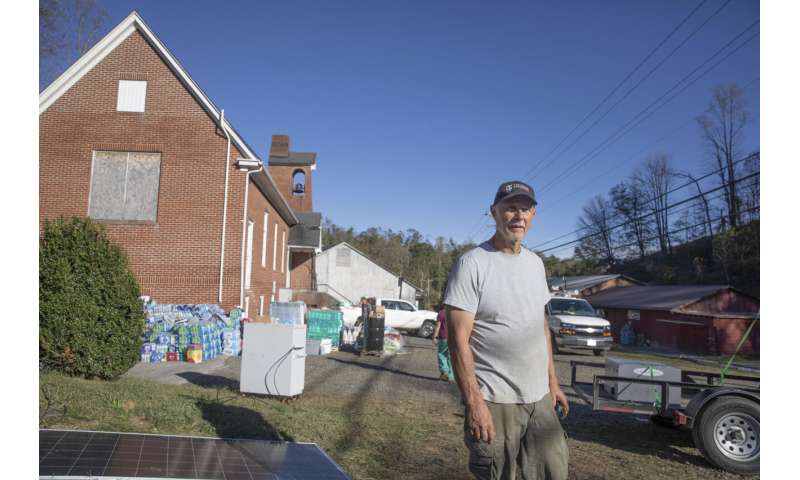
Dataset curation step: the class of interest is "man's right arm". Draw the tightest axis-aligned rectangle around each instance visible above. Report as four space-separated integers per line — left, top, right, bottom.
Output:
446 305 495 444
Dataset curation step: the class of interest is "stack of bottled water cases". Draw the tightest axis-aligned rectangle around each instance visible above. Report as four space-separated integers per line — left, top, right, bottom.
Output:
140 302 242 363
221 327 241 356
306 309 344 347
269 302 306 326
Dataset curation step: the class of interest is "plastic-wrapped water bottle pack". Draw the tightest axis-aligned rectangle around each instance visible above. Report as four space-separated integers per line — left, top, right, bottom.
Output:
140 302 242 363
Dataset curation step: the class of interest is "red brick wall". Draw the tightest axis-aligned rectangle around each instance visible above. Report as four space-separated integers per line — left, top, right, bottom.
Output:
39 30 288 312
289 251 313 290
268 164 313 212
244 180 290 321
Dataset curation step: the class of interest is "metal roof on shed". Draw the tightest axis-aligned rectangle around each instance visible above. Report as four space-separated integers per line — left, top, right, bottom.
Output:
546 274 635 292
585 285 733 311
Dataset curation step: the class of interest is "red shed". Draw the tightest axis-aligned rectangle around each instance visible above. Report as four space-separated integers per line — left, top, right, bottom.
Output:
585 285 759 355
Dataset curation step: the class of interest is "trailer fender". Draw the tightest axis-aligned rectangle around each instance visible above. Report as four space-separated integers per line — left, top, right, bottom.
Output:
684 388 760 428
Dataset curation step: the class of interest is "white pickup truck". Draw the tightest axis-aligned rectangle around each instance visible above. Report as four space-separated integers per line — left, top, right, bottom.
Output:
341 298 439 338
547 296 613 356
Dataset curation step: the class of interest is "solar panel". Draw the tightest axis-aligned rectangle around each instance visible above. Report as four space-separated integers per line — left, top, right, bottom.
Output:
39 429 350 479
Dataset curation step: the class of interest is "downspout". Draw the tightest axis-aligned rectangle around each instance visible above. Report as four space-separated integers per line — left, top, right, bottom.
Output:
240 164 264 310
217 110 232 304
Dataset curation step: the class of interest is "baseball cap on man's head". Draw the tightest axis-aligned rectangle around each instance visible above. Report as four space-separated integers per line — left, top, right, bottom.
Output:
493 180 537 207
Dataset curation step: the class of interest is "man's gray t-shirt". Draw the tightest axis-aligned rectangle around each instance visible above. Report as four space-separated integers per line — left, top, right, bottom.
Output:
444 242 551 404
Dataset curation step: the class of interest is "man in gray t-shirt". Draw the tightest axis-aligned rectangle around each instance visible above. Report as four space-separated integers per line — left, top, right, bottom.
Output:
445 181 569 480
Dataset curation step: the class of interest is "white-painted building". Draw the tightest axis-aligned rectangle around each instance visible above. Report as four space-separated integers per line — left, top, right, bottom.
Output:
314 242 423 306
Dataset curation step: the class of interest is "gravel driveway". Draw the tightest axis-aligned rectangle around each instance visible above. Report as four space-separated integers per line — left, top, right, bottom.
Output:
125 335 758 479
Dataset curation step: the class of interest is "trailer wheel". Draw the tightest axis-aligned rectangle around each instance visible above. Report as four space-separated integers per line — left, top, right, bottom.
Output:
692 396 759 475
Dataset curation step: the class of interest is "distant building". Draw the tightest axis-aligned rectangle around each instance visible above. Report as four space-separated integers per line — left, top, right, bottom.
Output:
315 242 423 306
547 274 642 298
586 285 759 355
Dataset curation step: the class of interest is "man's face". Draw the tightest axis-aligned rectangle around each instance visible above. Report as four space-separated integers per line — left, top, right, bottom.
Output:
491 197 535 243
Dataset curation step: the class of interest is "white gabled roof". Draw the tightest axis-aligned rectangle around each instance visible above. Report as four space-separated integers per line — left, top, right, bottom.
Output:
39 10 298 225
322 242 424 292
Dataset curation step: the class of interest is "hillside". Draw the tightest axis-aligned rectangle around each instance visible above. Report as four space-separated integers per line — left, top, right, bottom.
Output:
584 221 760 297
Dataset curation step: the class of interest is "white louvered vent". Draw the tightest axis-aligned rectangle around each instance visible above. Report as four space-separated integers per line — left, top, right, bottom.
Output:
116 80 147 112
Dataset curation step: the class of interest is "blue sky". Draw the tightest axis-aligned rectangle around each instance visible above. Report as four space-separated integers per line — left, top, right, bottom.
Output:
77 0 759 255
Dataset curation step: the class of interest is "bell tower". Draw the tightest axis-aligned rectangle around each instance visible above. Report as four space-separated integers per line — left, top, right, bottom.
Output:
267 134 315 212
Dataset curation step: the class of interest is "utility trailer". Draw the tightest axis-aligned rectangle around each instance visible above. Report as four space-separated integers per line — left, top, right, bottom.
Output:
570 360 760 475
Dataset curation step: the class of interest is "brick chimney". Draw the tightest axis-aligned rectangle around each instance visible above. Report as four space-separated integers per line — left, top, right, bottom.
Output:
269 134 290 158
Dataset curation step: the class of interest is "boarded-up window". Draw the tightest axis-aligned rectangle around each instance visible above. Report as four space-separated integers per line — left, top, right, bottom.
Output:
89 151 161 222
336 248 351 267
116 80 147 112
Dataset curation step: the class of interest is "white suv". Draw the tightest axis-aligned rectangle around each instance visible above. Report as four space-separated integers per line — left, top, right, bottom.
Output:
547 296 613 356
341 298 438 337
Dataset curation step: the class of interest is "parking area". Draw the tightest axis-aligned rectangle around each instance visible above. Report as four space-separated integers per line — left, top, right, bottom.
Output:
125 335 758 479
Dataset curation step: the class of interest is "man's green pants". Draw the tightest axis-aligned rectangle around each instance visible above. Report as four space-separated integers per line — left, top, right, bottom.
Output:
463 393 569 480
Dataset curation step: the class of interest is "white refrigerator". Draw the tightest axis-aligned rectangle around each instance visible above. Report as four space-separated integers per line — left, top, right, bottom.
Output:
240 323 307 397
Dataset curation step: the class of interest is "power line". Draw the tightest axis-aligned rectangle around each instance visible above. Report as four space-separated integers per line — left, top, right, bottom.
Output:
543 205 759 257
532 176 758 254
665 177 759 222
538 25 759 196
531 152 759 249
537 169 760 254
523 0 731 183
545 76 760 206
520 0 712 181
609 206 760 253
466 1 715 243
537 21 760 196
463 11 758 245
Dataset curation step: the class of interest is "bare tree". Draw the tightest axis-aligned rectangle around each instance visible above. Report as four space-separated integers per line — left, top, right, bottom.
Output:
697 83 750 229
40 0 63 60
633 154 675 255
675 171 714 236
740 152 760 222
609 179 651 258
576 195 617 265
39 0 109 89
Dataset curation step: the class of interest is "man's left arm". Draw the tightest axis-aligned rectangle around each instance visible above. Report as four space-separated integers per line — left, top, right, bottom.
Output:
543 311 569 416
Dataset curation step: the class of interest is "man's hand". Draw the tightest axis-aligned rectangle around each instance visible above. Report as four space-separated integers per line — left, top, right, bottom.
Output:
467 399 496 444
550 384 570 418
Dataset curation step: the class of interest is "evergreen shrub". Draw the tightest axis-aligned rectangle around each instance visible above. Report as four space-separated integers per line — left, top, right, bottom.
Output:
39 217 143 379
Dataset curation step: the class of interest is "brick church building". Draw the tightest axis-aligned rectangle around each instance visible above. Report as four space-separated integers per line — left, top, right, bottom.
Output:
39 11 322 320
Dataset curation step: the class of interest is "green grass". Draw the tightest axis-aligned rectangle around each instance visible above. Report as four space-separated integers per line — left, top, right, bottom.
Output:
39 371 470 480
